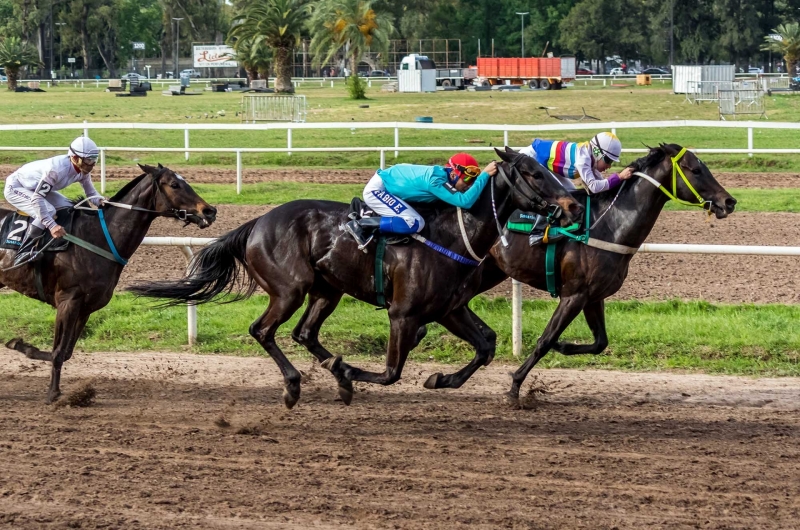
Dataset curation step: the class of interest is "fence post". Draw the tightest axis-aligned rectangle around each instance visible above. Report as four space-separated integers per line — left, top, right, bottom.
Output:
100 149 106 194
236 150 242 194
380 149 386 169
394 127 399 158
83 120 88 138
504 129 509 147
184 128 190 161
331 80 334 88
748 127 753 158
179 245 197 346
512 279 523 357
287 128 292 156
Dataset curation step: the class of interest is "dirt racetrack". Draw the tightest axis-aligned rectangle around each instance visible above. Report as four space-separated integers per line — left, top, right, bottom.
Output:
0 349 798 529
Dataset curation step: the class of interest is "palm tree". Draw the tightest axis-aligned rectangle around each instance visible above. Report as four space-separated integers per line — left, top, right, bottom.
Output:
227 36 272 85
307 0 394 79
229 0 311 93
0 37 42 91
761 23 800 77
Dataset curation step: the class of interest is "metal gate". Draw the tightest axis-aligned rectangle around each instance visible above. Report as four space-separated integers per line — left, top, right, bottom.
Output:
685 80 733 103
241 95 307 123
718 89 767 120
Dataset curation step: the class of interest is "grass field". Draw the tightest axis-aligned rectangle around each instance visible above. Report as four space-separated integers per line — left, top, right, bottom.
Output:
2 84 800 171
3 293 798 375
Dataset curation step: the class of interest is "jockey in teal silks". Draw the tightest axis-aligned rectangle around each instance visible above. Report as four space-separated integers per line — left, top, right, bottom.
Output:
345 153 498 250
518 132 633 245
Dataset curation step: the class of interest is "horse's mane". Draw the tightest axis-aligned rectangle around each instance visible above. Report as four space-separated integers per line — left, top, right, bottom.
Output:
630 144 679 173
109 173 149 202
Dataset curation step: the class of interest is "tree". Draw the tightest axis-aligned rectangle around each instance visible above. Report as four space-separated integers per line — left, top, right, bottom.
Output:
307 0 395 81
229 0 311 93
761 22 800 75
0 36 42 90
227 35 272 84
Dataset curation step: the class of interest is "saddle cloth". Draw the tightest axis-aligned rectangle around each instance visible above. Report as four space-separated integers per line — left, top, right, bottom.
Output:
0 209 74 252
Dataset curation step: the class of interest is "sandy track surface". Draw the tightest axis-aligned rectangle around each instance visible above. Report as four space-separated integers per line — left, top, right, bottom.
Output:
1 349 798 529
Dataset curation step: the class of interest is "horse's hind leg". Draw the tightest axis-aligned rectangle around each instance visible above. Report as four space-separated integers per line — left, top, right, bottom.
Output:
291 285 353 404
423 306 497 390
249 291 307 409
551 300 609 356
508 293 587 403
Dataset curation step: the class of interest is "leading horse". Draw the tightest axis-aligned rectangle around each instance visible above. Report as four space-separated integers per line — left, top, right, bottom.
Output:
427 144 737 403
0 164 217 402
130 149 584 408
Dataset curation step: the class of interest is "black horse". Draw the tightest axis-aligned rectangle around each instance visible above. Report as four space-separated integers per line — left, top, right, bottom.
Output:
429 144 737 403
0 165 217 402
130 149 584 409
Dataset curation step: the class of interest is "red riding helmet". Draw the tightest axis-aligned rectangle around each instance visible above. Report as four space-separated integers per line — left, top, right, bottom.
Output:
447 153 481 182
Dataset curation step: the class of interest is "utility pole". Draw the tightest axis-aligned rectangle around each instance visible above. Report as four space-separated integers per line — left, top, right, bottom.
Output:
172 17 184 77
516 12 530 58
669 0 674 66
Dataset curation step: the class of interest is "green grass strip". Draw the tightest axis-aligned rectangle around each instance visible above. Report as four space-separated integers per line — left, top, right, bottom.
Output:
61 181 800 212
3 293 798 376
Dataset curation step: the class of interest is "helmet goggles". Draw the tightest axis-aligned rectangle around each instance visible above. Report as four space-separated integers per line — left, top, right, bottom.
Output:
451 163 481 182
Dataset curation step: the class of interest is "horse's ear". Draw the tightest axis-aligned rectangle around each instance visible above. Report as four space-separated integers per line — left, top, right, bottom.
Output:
138 163 155 174
494 147 514 163
158 163 164 169
504 146 519 154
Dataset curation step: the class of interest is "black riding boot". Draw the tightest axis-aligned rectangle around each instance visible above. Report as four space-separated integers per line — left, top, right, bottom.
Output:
344 217 382 251
13 224 47 266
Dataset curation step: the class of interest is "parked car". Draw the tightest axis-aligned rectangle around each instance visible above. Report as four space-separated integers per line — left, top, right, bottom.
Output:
627 67 641 74
180 68 202 78
368 70 389 77
576 67 595 75
748 66 764 74
642 67 670 75
121 72 146 82
609 67 626 75
0 74 7 83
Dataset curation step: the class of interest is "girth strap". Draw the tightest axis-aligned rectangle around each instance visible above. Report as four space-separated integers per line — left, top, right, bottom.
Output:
374 236 387 308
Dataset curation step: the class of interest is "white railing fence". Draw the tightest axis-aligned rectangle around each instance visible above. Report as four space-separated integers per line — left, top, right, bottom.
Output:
3 119 800 193
140 238 800 348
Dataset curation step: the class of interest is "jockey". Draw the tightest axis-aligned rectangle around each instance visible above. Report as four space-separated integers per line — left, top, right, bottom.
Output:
4 136 104 266
345 153 498 249
519 131 632 194
518 132 633 246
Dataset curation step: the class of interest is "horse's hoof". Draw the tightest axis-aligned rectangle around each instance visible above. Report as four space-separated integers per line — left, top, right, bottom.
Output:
320 355 341 372
503 390 520 409
423 372 442 390
5 338 20 350
337 382 353 406
46 390 62 404
282 383 301 410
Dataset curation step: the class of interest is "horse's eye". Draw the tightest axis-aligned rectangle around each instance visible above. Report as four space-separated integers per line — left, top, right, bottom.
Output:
170 182 181 189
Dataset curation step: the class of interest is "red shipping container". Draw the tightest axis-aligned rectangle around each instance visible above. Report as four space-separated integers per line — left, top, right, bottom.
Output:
519 58 540 78
477 58 499 78
541 58 561 78
499 58 519 78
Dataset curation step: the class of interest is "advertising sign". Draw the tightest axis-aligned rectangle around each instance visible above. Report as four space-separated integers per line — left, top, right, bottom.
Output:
193 45 237 68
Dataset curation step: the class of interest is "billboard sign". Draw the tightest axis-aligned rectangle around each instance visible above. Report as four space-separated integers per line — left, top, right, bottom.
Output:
193 45 237 68
132 42 146 50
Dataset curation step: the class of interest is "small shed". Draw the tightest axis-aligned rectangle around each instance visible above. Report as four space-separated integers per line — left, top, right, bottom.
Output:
672 65 735 94
398 54 437 93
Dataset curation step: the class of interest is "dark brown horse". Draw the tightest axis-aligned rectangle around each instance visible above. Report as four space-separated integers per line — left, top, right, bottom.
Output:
428 144 737 403
130 149 584 409
0 164 216 402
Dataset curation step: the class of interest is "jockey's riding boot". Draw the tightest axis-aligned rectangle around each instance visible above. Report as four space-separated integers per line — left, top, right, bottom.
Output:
345 217 382 252
13 225 47 266
528 230 545 247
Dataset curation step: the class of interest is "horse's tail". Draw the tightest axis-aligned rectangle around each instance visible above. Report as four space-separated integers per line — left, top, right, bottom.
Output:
128 217 259 306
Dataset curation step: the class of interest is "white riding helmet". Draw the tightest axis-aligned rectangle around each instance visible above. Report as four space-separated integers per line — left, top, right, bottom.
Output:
69 136 100 160
590 132 622 163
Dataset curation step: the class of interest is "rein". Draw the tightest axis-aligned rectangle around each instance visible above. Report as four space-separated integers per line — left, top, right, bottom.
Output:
633 147 710 210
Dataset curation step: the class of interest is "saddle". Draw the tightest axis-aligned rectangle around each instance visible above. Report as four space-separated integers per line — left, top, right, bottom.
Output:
0 209 75 252
347 198 410 246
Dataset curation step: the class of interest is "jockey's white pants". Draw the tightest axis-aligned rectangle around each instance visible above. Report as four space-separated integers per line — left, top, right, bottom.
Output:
3 182 71 229
362 173 425 231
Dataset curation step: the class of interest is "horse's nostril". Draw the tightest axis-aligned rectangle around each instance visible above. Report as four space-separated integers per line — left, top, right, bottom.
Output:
203 207 217 218
725 198 737 210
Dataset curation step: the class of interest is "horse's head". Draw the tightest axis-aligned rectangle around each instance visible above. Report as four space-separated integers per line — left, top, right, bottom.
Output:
494 147 584 226
137 164 217 228
633 144 736 219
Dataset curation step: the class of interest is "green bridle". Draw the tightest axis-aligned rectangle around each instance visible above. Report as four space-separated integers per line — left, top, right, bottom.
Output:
634 147 710 210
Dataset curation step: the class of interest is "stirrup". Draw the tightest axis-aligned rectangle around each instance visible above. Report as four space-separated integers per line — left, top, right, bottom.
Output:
357 234 374 252
529 232 545 247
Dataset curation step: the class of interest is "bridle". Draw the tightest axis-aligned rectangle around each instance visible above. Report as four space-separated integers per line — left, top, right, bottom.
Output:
74 168 194 222
496 154 564 220
633 147 712 210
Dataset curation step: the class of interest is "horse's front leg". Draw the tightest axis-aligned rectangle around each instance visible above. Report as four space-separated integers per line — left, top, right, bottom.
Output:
551 300 609 356
423 306 496 390
48 300 90 403
324 314 421 391
508 293 587 404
